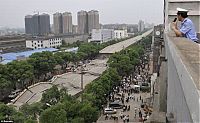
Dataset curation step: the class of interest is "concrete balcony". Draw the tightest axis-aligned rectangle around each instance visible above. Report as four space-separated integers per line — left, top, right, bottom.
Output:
164 32 200 122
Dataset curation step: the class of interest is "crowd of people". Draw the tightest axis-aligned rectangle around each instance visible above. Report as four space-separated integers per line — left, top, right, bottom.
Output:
103 53 153 122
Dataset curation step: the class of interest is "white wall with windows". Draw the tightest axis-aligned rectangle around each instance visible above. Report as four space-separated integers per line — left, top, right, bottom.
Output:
114 30 128 39
89 29 114 43
26 38 62 49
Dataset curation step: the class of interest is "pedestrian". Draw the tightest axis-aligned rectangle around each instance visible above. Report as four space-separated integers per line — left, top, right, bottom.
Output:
128 105 130 111
127 115 130 123
105 114 108 120
140 95 141 100
139 109 142 118
120 112 123 119
123 106 126 112
123 115 126 123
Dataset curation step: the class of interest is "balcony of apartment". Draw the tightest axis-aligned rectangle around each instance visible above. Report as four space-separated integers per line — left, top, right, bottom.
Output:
164 31 200 123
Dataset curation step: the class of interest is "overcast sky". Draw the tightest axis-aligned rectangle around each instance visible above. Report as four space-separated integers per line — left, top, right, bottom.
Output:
0 0 164 28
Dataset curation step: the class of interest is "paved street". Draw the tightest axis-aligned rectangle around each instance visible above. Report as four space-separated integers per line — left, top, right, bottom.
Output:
97 92 150 123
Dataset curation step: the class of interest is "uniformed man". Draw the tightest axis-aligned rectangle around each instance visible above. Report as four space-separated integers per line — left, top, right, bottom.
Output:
171 8 199 43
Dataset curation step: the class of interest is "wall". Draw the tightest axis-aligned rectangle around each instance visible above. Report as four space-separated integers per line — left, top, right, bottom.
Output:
114 30 128 39
63 34 88 44
26 38 62 49
165 33 200 122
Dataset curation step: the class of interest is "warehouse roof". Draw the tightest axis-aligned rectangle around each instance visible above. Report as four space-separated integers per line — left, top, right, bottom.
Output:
0 48 58 64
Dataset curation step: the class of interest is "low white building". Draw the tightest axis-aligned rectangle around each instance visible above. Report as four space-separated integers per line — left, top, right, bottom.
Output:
89 29 114 43
114 30 128 39
26 37 62 49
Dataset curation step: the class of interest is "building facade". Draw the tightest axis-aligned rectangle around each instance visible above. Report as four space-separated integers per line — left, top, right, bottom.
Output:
72 25 78 34
114 30 128 39
25 14 50 35
53 12 63 34
25 15 33 34
77 10 88 34
26 37 62 49
138 20 145 32
88 10 100 33
39 14 50 35
62 12 73 34
89 29 114 43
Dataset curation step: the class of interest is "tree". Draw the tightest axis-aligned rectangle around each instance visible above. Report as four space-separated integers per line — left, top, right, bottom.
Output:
79 103 99 123
0 103 25 123
109 54 133 77
71 117 84 123
54 52 72 69
39 104 67 123
24 119 37 123
41 85 60 105
28 51 57 81
0 75 12 100
7 60 34 89
20 102 43 120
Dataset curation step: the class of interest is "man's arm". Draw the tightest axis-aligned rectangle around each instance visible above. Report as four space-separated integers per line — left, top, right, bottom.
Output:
172 27 183 37
171 22 183 37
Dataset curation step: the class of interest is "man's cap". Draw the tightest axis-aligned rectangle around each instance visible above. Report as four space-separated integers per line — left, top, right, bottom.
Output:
177 8 189 13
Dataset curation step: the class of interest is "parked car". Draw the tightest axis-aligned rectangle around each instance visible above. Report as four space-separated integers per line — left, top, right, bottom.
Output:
8 89 21 99
104 108 117 114
109 101 123 109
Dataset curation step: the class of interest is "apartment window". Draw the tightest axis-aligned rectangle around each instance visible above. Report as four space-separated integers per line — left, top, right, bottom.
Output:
41 44 43 47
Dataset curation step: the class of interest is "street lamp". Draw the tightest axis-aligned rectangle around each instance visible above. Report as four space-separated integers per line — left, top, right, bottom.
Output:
80 65 84 102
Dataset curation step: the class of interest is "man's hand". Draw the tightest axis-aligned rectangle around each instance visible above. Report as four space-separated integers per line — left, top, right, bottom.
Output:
171 22 182 37
171 22 178 30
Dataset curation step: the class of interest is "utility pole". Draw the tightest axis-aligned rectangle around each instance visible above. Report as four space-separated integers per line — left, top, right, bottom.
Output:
80 65 84 102
81 65 84 90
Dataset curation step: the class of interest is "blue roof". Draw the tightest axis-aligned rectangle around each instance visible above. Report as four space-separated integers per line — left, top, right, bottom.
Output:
0 48 58 64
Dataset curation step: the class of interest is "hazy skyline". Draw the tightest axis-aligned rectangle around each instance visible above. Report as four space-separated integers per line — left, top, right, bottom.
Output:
0 0 164 28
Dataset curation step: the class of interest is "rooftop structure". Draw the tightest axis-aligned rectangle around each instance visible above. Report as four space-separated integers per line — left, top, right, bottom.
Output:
0 48 58 64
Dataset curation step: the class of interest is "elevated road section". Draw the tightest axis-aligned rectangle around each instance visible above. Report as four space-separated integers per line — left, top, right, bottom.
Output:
99 29 153 54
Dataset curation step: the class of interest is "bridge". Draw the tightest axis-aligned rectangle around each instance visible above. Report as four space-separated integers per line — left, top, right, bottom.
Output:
99 29 153 54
